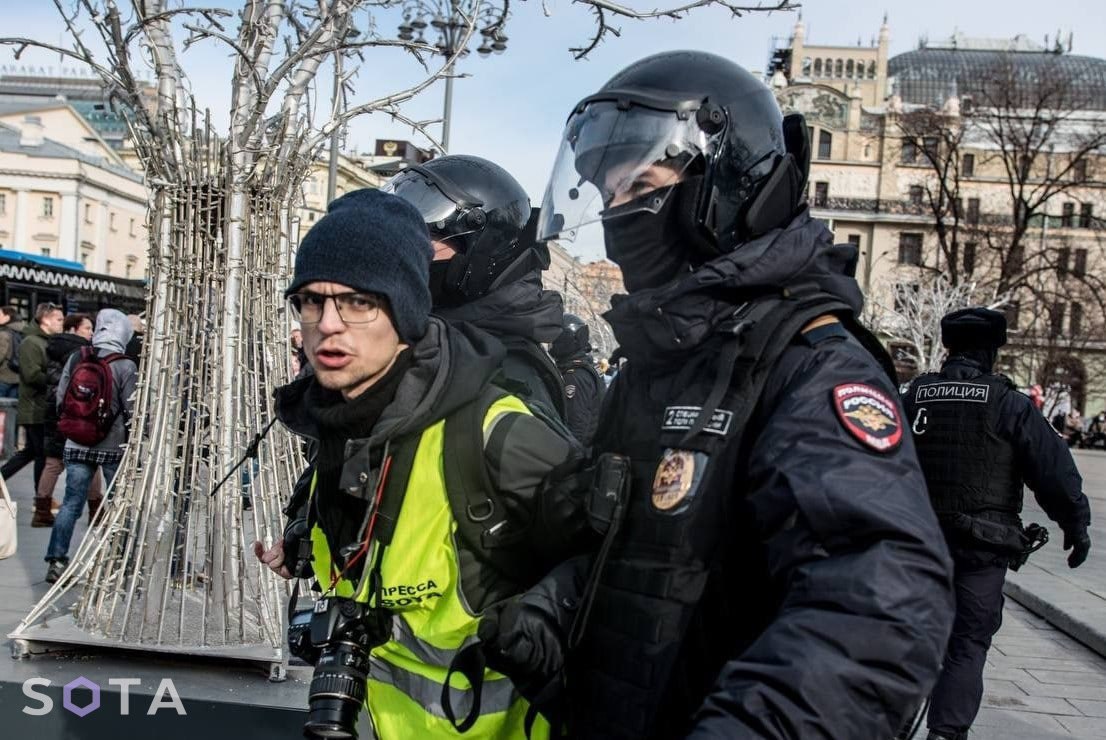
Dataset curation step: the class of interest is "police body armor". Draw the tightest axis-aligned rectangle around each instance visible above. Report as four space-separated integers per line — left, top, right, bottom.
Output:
569 289 889 739
906 372 1022 522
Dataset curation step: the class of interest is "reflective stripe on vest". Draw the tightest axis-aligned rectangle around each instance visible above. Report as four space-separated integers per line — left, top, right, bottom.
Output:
308 395 550 739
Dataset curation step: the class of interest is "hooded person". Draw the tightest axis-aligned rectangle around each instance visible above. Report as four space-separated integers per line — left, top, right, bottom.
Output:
250 188 589 740
45 308 137 583
903 307 1091 740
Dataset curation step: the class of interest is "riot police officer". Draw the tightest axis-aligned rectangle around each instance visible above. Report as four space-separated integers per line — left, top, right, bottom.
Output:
383 155 567 421
549 313 604 447
530 50 956 738
902 307 1092 740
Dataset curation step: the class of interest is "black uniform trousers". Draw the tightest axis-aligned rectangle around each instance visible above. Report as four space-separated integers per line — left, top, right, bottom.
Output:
927 548 1007 736
1 423 47 492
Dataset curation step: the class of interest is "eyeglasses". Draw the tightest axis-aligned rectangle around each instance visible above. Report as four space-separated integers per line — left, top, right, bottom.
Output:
288 291 384 325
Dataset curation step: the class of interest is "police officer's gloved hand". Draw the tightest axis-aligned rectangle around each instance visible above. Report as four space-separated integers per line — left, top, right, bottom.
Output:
1063 527 1091 569
478 594 566 711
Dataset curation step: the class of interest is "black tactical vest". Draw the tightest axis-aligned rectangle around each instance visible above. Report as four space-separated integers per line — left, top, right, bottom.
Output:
904 371 1022 518
568 290 885 739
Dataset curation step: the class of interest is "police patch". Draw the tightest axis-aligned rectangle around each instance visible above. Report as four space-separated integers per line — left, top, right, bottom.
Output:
832 383 903 453
651 449 697 511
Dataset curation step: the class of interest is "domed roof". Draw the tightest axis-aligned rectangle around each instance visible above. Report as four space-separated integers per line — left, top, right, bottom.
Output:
888 48 1106 111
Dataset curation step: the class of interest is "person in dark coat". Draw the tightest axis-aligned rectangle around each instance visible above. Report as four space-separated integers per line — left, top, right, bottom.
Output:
33 313 102 527
480 51 955 739
902 307 1092 740
549 313 604 448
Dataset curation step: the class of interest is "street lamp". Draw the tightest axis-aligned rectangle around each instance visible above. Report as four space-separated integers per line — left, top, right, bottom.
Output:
398 0 508 152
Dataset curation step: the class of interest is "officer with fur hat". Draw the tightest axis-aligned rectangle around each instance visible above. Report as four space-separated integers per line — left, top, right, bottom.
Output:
903 306 1092 740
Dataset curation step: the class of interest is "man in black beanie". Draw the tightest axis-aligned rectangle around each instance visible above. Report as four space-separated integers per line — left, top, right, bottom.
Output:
902 306 1092 740
251 188 589 739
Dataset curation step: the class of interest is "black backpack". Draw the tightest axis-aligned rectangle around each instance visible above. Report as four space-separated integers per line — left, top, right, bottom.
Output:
3 327 22 374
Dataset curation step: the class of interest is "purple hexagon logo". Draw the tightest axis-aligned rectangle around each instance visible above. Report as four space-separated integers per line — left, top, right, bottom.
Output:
63 676 100 717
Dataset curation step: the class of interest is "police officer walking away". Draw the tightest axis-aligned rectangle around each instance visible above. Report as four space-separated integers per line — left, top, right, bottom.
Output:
383 155 567 422
534 51 955 739
549 313 604 447
902 307 1092 740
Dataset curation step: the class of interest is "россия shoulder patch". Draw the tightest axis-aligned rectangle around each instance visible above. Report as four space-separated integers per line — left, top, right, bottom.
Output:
832 383 903 453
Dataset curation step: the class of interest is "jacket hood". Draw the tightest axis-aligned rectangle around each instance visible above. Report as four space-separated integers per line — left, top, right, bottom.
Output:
604 211 864 364
23 321 47 340
92 309 134 354
47 331 91 361
434 271 565 345
275 316 505 443
5 320 25 333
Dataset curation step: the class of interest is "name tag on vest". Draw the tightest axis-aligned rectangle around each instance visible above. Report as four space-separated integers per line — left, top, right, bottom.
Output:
661 406 734 436
914 382 990 403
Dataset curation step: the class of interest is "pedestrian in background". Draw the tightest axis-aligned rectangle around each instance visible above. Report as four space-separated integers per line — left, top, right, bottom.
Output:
0 305 24 398
1 302 63 492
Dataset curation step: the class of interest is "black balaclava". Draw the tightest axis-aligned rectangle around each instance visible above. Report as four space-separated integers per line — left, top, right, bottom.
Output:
602 176 713 293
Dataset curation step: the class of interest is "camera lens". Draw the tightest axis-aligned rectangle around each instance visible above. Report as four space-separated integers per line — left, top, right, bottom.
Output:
303 640 370 740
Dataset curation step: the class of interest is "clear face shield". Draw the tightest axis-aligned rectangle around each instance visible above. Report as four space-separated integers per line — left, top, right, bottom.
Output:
381 166 484 249
537 98 719 242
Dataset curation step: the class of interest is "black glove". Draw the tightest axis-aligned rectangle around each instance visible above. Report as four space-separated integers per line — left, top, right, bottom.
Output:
1063 528 1091 569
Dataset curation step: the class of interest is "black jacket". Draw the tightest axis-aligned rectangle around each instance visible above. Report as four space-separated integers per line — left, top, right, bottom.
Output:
555 353 603 448
43 331 92 457
569 211 954 739
434 271 567 420
904 356 1090 538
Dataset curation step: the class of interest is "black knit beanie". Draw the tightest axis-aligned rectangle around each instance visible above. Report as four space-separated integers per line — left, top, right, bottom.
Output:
286 189 432 342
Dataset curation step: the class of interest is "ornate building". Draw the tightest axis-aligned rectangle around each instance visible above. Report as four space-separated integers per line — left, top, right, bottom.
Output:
769 19 1106 414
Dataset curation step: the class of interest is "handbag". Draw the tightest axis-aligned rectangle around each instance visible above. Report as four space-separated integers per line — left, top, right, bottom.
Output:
0 475 16 559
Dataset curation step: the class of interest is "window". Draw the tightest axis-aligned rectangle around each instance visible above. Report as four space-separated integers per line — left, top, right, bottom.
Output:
105 259 113 274
1061 202 1075 228
42 196 53 218
129 217 136 236
818 130 832 160
962 154 975 177
1057 246 1071 277
893 283 920 312
961 96 974 115
1071 302 1083 336
813 181 829 207
1050 301 1065 337
814 58 823 76
1080 203 1093 228
963 242 977 274
1072 159 1087 182
845 59 854 77
966 197 980 225
80 249 92 267
801 57 812 76
110 213 117 231
84 204 92 223
834 59 843 77
1004 301 1020 330
40 247 50 256
0 194 5 215
921 136 939 162
1073 248 1087 277
867 60 876 79
847 234 861 248
909 185 924 205
901 138 918 164
898 233 923 265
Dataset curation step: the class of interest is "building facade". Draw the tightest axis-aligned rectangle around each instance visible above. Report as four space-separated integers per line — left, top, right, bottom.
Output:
770 19 1106 414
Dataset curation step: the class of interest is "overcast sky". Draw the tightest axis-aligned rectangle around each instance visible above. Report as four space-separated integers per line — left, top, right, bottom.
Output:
6 0 1105 259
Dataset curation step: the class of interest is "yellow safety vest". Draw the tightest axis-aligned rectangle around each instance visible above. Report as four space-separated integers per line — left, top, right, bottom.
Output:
309 395 551 739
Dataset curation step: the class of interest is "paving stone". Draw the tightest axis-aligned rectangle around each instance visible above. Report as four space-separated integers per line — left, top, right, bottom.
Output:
1027 668 1106 687
1069 699 1106 719
1015 681 1106 702
1056 715 1106 738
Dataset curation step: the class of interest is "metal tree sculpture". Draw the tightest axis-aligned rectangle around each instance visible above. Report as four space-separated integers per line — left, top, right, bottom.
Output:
2 0 795 676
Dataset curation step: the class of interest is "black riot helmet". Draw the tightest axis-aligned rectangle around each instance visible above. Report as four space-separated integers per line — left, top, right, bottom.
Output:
550 313 591 359
538 51 810 256
383 155 546 306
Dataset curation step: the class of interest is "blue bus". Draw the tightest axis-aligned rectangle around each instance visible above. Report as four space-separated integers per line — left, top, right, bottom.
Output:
0 249 146 319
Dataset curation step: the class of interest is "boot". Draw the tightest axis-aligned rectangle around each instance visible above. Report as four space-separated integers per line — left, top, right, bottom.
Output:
87 497 103 525
31 497 55 527
45 560 67 584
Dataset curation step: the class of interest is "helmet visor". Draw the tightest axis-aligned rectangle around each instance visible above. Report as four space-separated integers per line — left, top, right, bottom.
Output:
537 101 714 242
381 169 461 225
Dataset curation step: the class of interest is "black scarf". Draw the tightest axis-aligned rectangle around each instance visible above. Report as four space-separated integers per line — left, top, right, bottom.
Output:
308 348 413 571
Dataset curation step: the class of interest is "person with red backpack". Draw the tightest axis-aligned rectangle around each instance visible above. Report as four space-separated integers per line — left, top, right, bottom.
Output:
45 309 137 583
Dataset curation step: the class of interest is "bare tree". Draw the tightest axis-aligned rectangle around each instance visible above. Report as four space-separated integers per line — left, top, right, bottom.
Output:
4 0 794 670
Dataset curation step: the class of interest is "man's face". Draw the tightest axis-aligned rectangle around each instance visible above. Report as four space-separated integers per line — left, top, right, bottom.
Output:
72 318 93 341
298 281 407 400
290 328 302 349
602 161 685 209
0 313 9 327
41 309 64 335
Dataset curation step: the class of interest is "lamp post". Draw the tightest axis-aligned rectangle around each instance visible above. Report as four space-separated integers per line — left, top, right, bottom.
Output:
398 0 508 152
